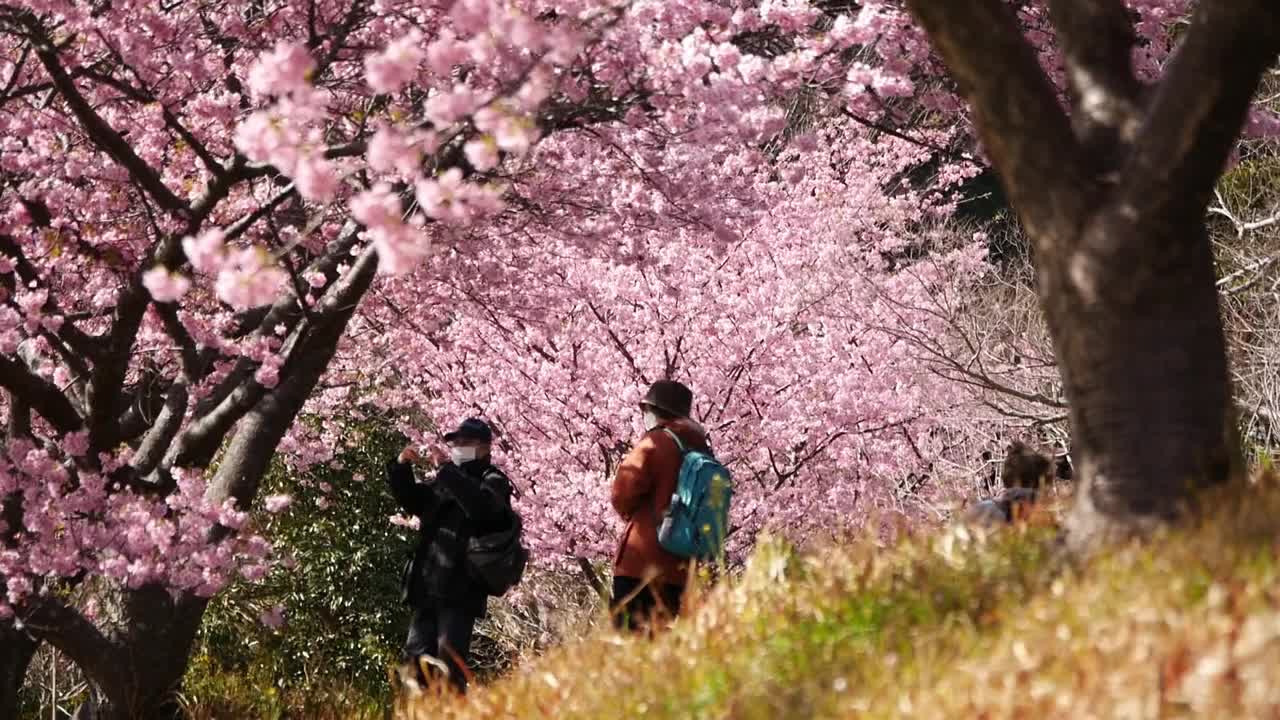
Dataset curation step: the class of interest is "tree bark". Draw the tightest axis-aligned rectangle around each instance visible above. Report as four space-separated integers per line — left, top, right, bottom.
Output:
0 622 38 719
60 589 207 720
1042 213 1234 536
904 0 1280 543
58 248 379 720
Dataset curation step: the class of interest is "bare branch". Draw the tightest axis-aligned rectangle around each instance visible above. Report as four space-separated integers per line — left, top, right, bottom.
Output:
1118 3 1280 222
587 302 648 385
22 16 188 215
0 352 83 433
904 0 1089 240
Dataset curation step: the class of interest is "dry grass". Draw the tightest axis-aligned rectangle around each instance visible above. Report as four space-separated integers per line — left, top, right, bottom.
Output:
470 565 605 681
393 475 1280 719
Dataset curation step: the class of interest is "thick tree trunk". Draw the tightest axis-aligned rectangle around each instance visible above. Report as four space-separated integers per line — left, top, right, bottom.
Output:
1043 213 1237 542
67 588 208 720
905 0 1278 544
64 248 378 719
0 622 39 719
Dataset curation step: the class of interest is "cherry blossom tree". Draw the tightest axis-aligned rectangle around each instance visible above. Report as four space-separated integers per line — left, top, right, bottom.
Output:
0 1 881 716
326 123 990 564
0 0 1274 716
902 0 1280 545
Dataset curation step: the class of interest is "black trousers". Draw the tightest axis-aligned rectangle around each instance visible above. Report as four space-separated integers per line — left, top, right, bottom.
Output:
403 604 477 692
611 576 685 631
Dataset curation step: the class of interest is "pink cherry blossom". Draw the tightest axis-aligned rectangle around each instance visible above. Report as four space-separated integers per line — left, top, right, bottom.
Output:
494 117 537 155
263 494 293 513
351 184 403 229
0 0 1256 707
390 514 422 531
463 136 499 171
293 154 340 203
365 31 425 94
182 229 227 274
426 32 469 77
367 126 425 177
254 363 281 389
415 168 466 221
247 41 316 99
142 267 191 303
215 248 287 310
259 605 286 629
424 85 480 126
63 432 90 457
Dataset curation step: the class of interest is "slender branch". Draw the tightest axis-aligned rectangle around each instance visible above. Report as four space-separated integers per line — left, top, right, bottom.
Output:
72 64 226 179
1117 3 1280 222
23 16 188 215
223 184 298 242
839 108 958 157
904 0 1088 241
0 353 83 433
587 302 647 385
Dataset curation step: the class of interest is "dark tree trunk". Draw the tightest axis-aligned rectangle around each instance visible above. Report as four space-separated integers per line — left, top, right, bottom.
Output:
66 588 207 720
0 622 39 719
905 0 1279 544
3 397 38 716
60 248 378 719
1043 213 1236 539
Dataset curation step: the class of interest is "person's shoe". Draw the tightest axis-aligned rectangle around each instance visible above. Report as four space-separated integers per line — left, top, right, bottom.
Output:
417 653 451 679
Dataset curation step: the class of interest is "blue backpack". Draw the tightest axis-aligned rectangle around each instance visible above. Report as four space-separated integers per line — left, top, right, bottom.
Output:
656 428 733 560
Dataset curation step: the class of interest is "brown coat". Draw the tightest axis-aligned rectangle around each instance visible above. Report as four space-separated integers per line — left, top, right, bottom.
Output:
611 418 708 587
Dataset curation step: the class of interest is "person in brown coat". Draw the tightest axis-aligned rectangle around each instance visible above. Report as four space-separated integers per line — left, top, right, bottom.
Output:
610 379 708 631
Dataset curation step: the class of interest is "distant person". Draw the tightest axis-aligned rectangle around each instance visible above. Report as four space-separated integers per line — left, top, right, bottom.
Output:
386 418 517 693
964 440 1055 525
610 380 711 632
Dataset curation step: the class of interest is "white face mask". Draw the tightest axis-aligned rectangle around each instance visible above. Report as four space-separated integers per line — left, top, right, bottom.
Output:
450 446 479 465
643 410 662 432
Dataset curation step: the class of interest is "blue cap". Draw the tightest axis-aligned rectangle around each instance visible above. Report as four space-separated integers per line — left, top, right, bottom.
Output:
443 417 493 443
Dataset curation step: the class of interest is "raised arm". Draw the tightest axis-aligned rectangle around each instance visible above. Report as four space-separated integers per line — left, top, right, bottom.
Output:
385 460 436 516
612 433 658 518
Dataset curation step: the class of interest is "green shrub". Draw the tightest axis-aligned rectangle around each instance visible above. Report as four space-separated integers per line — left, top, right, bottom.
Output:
186 420 412 706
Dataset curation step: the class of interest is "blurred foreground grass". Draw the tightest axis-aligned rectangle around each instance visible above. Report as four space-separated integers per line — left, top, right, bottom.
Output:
396 476 1280 719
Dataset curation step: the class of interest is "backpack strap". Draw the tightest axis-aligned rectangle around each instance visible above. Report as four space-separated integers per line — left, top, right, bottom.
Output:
482 465 519 500
652 427 688 525
661 427 688 455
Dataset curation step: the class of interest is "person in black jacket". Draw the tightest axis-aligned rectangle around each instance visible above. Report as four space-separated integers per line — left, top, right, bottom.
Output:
386 417 513 693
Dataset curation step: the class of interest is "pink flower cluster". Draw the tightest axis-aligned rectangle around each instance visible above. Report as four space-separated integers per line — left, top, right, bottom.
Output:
0 441 279 615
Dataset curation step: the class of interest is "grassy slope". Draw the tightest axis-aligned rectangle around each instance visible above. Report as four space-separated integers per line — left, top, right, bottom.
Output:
401 480 1280 719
